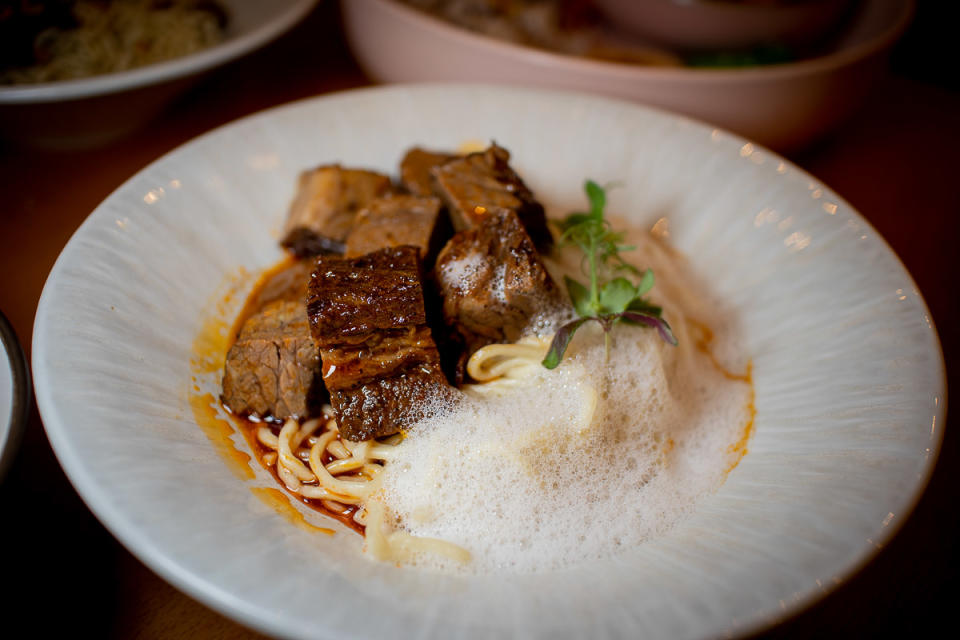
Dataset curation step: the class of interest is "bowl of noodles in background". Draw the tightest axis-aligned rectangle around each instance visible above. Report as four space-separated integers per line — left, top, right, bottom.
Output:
0 0 318 149
32 85 945 639
342 0 913 152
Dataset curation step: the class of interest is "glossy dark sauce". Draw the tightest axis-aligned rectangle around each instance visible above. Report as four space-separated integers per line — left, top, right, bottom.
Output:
237 412 367 536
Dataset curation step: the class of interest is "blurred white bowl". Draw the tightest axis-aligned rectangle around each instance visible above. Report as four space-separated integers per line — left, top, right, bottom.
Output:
0 0 317 149
342 0 912 151
595 0 855 51
1 311 30 483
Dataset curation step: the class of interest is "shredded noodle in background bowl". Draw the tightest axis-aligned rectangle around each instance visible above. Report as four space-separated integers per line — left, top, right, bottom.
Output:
0 0 226 85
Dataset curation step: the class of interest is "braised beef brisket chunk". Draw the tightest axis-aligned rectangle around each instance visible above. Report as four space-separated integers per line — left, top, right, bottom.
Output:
280 165 392 257
431 144 553 253
344 194 447 266
309 247 428 343
332 366 449 442
435 209 561 383
318 326 440 391
399 147 457 196
241 258 314 311
223 144 559 433
308 246 450 441
222 299 323 422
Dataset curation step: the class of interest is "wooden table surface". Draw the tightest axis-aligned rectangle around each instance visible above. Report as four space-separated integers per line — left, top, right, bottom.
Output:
1 2 957 638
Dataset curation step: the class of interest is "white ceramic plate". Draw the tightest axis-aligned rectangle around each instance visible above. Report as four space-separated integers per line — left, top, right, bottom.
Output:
33 85 946 639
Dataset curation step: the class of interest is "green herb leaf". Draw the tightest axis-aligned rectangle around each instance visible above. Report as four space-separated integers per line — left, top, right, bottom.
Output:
542 318 590 369
555 212 593 232
619 311 678 346
598 277 637 314
585 180 605 219
564 276 593 317
634 268 655 297
626 297 662 316
543 180 677 369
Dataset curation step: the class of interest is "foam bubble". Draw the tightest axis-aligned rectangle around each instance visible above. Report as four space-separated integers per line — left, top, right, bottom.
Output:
378 231 752 574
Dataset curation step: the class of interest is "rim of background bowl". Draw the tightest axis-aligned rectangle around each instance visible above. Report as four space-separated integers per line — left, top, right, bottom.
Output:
357 0 913 84
0 0 317 105
1 310 30 483
30 84 947 639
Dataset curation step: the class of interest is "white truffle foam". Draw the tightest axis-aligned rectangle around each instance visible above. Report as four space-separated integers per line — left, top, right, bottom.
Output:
377 231 752 574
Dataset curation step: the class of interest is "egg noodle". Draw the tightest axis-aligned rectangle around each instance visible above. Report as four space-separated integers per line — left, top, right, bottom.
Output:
464 335 553 390
252 337 565 565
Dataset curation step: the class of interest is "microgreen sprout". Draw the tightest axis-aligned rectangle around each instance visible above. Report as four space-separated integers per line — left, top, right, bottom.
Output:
542 180 678 369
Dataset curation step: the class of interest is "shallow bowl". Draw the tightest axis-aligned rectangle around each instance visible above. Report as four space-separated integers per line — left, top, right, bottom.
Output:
33 84 945 639
0 0 317 149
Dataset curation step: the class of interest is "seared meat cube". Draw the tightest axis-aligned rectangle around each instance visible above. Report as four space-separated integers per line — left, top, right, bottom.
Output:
400 147 457 196
221 299 323 422
332 366 450 442
309 246 428 344
241 258 314 311
280 165 392 257
435 209 561 382
344 194 448 265
318 326 441 392
307 246 450 440
431 144 553 252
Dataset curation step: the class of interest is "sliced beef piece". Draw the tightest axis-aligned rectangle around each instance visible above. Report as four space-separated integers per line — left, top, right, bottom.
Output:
280 165 392 257
332 366 450 442
435 209 562 383
221 299 323 422
430 143 553 253
318 326 440 391
307 246 451 441
241 258 314 312
343 194 449 267
309 246 428 344
399 147 457 196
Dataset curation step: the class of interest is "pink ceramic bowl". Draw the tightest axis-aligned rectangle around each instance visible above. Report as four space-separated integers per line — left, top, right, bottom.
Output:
341 0 912 151
594 0 855 51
